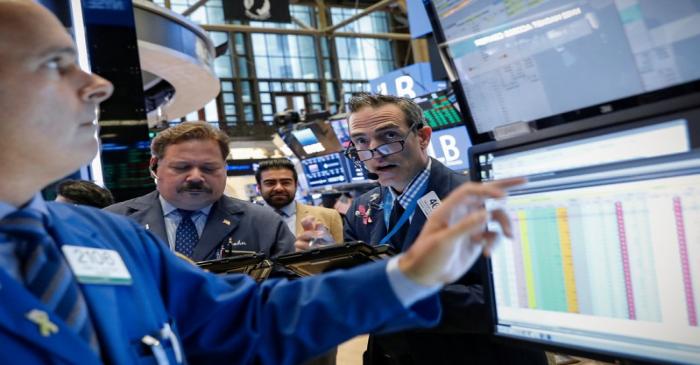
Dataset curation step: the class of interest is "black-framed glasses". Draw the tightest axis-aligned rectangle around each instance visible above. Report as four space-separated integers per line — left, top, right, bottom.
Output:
344 123 419 162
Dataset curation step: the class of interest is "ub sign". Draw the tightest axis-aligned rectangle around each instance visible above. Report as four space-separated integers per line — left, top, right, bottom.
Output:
427 127 471 171
370 63 444 98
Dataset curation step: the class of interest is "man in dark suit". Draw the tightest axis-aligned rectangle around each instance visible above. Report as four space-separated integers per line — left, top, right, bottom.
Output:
338 94 545 364
105 122 294 261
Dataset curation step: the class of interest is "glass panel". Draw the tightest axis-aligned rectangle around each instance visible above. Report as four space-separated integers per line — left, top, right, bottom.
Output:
262 104 273 115
272 82 282 92
260 92 271 103
223 93 235 103
221 81 233 92
224 104 235 115
259 82 269 92
254 56 270 78
235 33 246 55
275 96 288 112
326 82 336 102
296 82 306 91
307 83 319 92
238 58 248 78
204 99 218 122
284 82 295 91
241 82 251 103
244 105 254 121
214 57 233 78
251 34 266 55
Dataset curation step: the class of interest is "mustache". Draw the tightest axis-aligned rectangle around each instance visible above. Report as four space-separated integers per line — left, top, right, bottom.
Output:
177 181 213 194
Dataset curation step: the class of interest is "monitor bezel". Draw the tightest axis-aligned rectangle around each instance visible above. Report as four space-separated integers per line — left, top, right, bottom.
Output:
469 105 700 364
424 0 700 144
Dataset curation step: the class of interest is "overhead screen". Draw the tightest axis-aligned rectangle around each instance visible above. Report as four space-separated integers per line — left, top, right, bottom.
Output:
428 0 700 139
471 112 700 364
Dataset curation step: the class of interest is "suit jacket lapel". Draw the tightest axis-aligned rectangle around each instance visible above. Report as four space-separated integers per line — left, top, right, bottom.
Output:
125 191 167 242
193 197 242 261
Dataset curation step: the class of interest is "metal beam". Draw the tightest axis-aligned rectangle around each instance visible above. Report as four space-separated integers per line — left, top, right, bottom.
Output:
181 0 208 17
323 0 396 34
202 23 319 36
333 31 410 41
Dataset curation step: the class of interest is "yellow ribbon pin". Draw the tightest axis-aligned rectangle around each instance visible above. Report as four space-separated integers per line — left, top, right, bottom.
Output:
26 309 58 337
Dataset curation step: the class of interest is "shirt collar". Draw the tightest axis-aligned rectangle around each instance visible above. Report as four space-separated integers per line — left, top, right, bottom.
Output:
159 194 213 217
0 193 51 223
389 158 432 209
263 200 296 217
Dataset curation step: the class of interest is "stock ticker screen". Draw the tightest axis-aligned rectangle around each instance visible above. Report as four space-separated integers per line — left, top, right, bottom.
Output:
414 89 464 131
473 117 700 364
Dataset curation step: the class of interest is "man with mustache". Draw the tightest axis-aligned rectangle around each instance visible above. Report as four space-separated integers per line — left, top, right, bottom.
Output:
106 122 295 261
255 158 343 247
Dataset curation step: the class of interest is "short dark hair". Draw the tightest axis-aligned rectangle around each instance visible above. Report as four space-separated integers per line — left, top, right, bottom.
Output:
151 122 230 161
56 179 115 208
348 93 426 129
255 158 297 185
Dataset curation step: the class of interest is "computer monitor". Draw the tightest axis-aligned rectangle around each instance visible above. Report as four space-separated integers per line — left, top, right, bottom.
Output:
329 116 352 148
425 0 700 143
300 152 367 189
280 120 343 159
414 88 464 131
470 109 700 364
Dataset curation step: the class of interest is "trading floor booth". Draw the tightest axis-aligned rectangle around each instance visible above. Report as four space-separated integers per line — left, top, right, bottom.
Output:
424 0 700 363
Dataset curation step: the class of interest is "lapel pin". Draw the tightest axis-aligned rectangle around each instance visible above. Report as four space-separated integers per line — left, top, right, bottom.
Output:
26 309 58 337
145 224 150 230
222 219 231 226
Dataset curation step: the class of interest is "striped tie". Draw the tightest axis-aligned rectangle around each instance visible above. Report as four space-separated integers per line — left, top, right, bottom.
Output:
175 209 198 258
0 209 100 354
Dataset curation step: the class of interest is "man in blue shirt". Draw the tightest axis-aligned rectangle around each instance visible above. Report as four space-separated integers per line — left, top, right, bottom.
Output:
317 93 544 364
0 1 521 364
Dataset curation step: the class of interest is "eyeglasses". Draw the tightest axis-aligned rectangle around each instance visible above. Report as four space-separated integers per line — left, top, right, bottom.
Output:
344 124 418 162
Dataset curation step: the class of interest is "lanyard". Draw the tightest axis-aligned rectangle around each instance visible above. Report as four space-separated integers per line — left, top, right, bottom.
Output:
379 183 428 245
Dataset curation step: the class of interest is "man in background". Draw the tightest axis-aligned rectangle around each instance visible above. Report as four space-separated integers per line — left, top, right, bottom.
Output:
106 122 295 260
256 158 343 245
55 179 114 208
307 93 545 364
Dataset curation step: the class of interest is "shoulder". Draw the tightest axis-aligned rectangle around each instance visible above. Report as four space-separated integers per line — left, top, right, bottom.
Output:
103 191 158 214
218 195 279 219
48 202 155 242
354 185 383 205
428 159 469 195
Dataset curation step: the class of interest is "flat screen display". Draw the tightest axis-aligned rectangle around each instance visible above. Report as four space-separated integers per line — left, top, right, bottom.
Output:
471 114 700 364
414 88 464 131
300 152 367 188
428 0 700 138
280 120 343 159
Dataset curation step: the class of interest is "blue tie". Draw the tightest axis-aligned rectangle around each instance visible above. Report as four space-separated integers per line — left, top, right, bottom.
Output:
175 209 198 258
0 209 100 354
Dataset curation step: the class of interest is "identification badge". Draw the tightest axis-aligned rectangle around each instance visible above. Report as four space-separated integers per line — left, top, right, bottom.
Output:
61 245 132 285
417 191 441 218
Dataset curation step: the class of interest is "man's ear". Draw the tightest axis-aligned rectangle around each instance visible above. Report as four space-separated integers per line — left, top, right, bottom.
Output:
416 126 432 150
149 157 159 179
